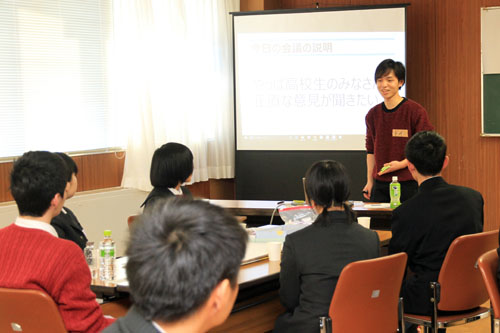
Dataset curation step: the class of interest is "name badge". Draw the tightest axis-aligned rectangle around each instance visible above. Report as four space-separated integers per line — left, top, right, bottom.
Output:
392 129 408 137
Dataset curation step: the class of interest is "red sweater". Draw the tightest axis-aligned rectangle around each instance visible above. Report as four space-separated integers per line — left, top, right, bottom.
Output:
365 98 434 182
0 224 114 332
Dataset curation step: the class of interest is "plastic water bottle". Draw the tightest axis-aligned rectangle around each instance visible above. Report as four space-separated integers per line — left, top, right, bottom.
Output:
84 241 97 279
390 176 401 209
99 230 115 281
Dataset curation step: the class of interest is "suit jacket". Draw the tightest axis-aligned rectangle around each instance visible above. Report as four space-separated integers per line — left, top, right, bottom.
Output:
389 176 483 315
50 206 88 250
103 306 159 333
274 211 380 333
140 186 192 210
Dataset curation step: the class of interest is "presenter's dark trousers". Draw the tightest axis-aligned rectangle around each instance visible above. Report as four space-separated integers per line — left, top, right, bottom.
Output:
370 179 418 203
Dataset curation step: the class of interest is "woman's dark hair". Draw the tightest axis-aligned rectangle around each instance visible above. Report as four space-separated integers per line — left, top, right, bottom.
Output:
150 143 194 188
55 152 78 182
305 160 354 223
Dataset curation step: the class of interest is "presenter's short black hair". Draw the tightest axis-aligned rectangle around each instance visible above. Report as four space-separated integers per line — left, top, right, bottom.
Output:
126 198 247 322
10 151 68 217
150 143 193 188
375 59 406 89
405 131 447 176
305 160 354 223
56 152 78 182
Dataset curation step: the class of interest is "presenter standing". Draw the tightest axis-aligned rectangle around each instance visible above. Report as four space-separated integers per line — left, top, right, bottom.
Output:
363 59 433 203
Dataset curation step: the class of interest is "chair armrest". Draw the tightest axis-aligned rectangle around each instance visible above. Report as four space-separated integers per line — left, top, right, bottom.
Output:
319 316 332 333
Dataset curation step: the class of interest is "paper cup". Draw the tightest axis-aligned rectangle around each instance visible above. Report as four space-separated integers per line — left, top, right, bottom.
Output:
267 242 282 261
357 217 371 229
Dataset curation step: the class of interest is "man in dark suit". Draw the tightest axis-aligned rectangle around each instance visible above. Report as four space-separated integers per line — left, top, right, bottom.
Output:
389 131 483 322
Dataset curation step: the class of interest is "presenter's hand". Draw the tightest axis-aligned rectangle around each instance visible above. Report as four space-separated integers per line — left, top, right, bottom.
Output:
362 183 372 200
378 160 407 176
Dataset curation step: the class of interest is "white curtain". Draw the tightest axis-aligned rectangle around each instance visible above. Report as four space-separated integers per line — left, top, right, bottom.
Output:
112 0 238 191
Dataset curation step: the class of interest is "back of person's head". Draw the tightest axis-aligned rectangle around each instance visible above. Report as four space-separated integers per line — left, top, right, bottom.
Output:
375 59 406 87
405 131 447 176
305 160 354 222
55 152 78 182
10 151 68 217
126 198 247 324
150 142 193 188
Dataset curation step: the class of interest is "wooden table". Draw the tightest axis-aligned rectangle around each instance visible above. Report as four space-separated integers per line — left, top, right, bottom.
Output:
97 230 391 331
209 199 393 229
209 199 391 217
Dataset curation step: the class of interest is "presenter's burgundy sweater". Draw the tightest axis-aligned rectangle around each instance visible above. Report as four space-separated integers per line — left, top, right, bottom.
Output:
365 99 434 182
0 224 114 332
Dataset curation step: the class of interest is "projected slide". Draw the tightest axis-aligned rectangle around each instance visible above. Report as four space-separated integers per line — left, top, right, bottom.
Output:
234 7 406 151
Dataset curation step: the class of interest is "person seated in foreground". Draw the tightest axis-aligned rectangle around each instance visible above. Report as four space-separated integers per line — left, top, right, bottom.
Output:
50 152 88 250
388 131 483 332
141 142 194 209
0 151 113 332
104 198 248 333
274 160 380 333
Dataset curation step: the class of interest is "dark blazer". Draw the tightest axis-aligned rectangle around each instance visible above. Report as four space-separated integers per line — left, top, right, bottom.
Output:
389 176 483 315
274 211 380 333
103 306 160 333
140 186 192 209
50 206 88 250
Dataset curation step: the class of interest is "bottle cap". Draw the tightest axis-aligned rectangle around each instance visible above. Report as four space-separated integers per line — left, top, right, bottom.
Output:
103 230 112 237
392 176 398 182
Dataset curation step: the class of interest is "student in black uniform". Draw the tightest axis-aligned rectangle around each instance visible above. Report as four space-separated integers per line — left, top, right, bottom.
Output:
50 152 88 250
274 160 380 333
141 142 193 210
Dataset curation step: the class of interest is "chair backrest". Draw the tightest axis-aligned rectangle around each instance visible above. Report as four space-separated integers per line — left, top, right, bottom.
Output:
478 249 500 319
437 230 499 311
127 215 138 229
328 252 407 333
0 288 67 333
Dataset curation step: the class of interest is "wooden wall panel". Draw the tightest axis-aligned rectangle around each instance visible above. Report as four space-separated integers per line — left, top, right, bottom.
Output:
0 152 126 203
209 179 236 199
1 150 235 203
434 0 500 231
187 181 211 198
281 0 350 8
481 0 500 6
0 162 13 202
186 179 236 200
241 0 282 11
76 152 125 191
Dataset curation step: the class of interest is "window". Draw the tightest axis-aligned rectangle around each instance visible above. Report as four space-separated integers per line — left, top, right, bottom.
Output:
0 0 122 159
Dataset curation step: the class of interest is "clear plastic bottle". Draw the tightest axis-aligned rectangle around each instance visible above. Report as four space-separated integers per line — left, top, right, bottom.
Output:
390 176 401 209
84 241 97 279
99 230 115 281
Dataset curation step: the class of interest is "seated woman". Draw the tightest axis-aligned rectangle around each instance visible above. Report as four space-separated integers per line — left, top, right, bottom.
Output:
274 160 380 333
50 152 88 250
141 142 193 209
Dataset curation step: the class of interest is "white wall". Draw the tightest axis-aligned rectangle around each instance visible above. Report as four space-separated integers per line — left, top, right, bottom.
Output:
0 188 148 257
